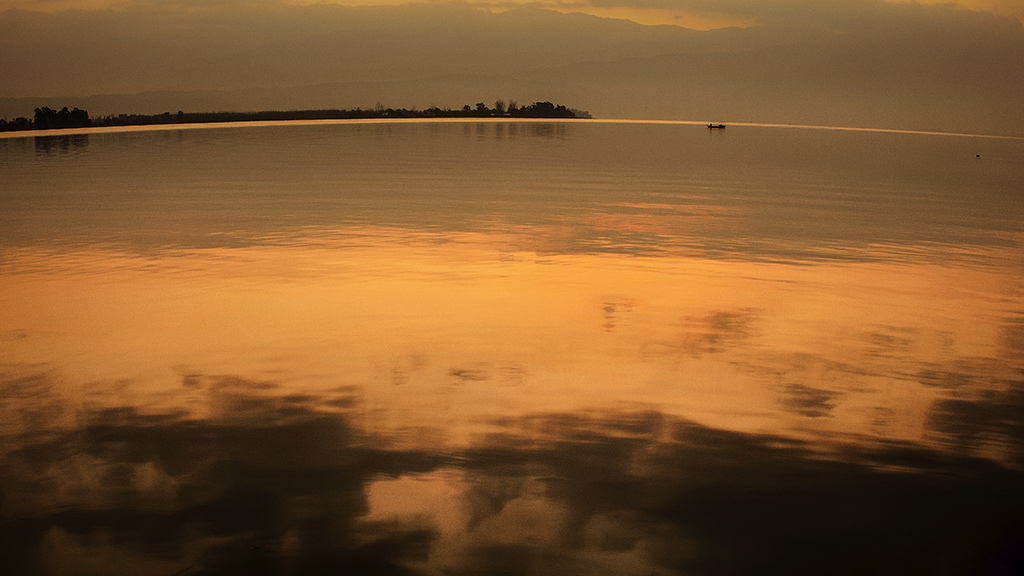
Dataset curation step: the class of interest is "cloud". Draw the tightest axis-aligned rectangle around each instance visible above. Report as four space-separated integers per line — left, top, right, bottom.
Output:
583 0 882 23
0 372 446 575
3 368 1024 575
575 0 1024 33
452 410 1024 575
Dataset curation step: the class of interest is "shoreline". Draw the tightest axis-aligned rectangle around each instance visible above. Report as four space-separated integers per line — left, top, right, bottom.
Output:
0 102 588 135
4 116 1023 141
0 116 596 140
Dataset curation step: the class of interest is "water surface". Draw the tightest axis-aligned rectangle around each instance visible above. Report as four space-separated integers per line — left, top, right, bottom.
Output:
2 120 1023 575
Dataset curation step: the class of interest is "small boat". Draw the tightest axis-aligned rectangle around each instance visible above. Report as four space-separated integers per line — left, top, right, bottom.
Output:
707 123 726 129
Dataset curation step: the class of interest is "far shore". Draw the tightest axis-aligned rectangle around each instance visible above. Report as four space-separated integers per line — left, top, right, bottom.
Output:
0 101 591 134
0 116 594 139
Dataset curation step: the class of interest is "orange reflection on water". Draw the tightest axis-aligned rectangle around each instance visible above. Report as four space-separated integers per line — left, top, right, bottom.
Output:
2 228 1022 460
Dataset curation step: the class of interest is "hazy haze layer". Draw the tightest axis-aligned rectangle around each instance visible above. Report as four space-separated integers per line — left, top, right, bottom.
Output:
1 1 1023 134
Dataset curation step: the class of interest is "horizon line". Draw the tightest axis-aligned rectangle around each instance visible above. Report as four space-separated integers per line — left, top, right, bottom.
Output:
2 116 1022 141
590 119 1024 140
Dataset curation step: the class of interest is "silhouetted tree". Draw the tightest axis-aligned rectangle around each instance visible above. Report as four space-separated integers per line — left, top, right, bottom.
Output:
33 106 90 129
512 101 576 118
0 116 33 131
531 101 556 117
34 107 57 129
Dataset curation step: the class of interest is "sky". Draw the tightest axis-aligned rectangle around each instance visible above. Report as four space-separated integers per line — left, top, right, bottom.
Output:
1 0 1023 134
4 0 1023 28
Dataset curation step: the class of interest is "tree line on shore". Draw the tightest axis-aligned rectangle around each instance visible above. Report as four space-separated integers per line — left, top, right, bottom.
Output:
0 101 590 132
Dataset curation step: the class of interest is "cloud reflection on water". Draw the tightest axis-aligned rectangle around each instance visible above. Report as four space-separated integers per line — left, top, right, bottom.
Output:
2 371 1022 575
2 232 1021 450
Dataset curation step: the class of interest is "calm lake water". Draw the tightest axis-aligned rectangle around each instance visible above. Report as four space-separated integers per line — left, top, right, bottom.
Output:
1 119 1023 575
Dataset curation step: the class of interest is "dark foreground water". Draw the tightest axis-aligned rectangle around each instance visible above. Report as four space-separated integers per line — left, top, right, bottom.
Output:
1 119 1023 575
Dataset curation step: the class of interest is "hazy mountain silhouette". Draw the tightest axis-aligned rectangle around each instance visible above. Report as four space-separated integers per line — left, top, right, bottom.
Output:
2 3 1022 134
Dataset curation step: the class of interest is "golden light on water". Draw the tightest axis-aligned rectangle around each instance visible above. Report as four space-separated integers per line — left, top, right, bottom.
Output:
4 227 1019 457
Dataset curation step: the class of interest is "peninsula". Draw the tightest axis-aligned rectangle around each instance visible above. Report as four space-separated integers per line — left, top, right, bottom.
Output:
0 101 590 132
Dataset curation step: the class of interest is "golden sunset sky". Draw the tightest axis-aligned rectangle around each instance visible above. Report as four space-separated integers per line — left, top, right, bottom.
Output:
2 0 1023 133
4 0 1023 28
